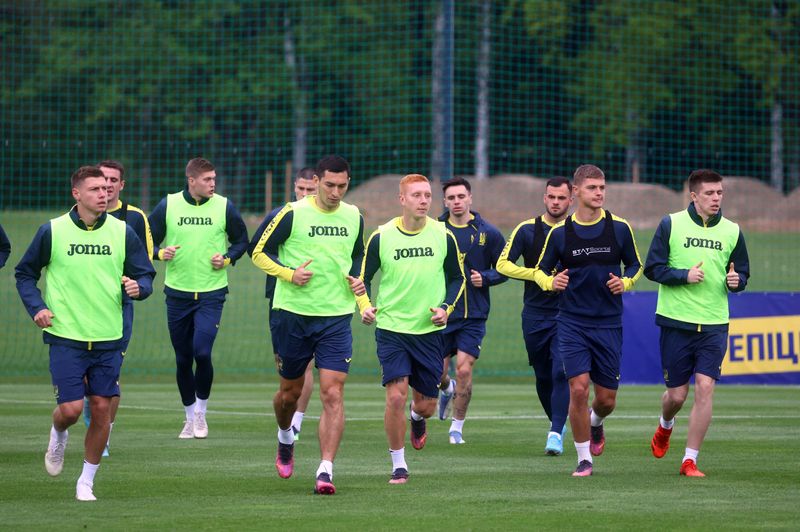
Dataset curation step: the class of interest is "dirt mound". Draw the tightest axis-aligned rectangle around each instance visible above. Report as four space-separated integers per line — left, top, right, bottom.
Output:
342 174 799 232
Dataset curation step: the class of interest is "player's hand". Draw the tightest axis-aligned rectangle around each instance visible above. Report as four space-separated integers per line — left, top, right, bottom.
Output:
346 275 366 296
33 309 54 329
726 262 739 289
292 259 313 286
551 269 569 291
210 253 226 270
361 306 377 325
469 269 483 288
161 245 181 261
607 272 624 295
430 306 448 327
687 261 704 284
122 275 140 298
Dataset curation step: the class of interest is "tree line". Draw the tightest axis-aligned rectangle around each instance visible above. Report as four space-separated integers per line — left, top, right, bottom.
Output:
1 0 797 212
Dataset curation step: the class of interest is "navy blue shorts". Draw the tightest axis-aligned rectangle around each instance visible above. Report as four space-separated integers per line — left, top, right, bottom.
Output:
268 304 279 354
558 320 622 390
659 326 728 387
49 345 122 404
522 316 560 371
376 329 443 398
271 310 352 379
442 318 486 359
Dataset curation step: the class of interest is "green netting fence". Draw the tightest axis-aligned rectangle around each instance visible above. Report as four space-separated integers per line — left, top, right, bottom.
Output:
1 1 798 379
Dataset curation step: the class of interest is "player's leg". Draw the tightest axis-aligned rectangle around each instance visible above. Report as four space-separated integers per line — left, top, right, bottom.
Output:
166 297 198 438
558 320 594 475
46 345 90 477
437 354 455 420
651 326 693 458
586 326 623 457
449 350 476 443
314 368 346 494
376 329 413 483
291 361 314 440
407 331 445 449
310 315 353 494
547 329 570 455
270 310 312 479
437 327 457 421
105 301 134 455
525 322 554 420
77 348 122 501
190 297 225 438
274 374 305 478
681 329 726 477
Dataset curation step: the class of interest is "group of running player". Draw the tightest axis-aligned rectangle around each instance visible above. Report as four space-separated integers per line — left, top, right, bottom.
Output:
9 155 749 500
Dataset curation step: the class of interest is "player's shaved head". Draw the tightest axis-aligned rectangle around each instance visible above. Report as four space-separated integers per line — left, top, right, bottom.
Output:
399 173 429 193
573 164 605 186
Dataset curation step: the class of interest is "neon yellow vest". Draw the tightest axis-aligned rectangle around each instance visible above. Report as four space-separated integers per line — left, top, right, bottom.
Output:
376 217 449 334
656 210 740 324
164 192 228 292
273 196 362 316
46 213 126 341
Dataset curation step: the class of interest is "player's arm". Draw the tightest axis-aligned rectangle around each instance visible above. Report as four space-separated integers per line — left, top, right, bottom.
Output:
614 216 643 291
250 204 295 282
357 229 381 313
122 225 156 300
347 215 369 303
126 207 154 263
440 230 466 315
148 197 168 260
532 226 564 291
727 230 750 293
496 221 535 281
0 222 10 269
247 208 279 258
220 201 249 267
644 215 688 285
477 225 508 287
14 223 52 318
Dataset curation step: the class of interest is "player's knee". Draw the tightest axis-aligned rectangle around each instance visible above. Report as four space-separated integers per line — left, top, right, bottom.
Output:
455 365 472 383
57 401 83 424
594 395 616 414
385 390 407 412
319 385 343 408
414 399 436 418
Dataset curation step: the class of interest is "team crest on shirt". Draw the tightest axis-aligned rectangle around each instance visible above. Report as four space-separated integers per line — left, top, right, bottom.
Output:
478 232 486 246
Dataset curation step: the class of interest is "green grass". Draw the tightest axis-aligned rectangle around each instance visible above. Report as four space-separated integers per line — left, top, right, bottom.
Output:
1 380 798 530
1 210 798 379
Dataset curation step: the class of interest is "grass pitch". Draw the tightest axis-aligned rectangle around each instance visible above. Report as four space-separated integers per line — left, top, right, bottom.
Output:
1 380 797 530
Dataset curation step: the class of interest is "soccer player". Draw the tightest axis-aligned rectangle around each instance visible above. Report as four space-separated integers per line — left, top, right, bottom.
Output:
435 176 506 444
496 176 573 455
359 173 465 484
149 157 248 439
251 155 366 495
644 169 750 477
533 164 642 477
0 222 10 268
82 160 154 457
15 166 155 501
248 167 319 442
